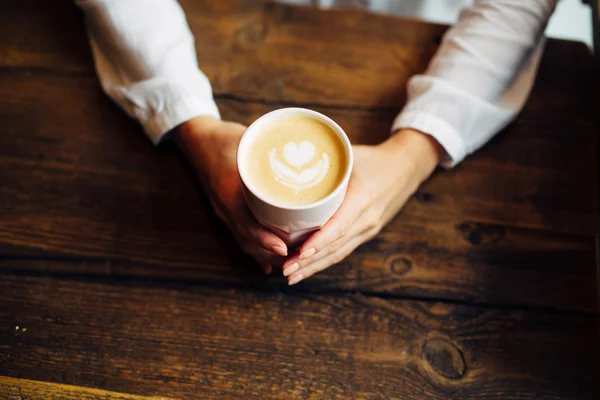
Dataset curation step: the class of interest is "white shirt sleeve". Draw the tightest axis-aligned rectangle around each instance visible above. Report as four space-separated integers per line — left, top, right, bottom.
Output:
393 0 559 167
76 0 220 143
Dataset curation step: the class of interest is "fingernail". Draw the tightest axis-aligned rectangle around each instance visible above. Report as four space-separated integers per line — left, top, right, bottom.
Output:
288 274 304 286
270 245 288 257
299 248 315 260
283 263 299 277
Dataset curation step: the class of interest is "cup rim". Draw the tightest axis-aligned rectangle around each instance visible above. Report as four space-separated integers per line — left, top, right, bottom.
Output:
237 107 354 211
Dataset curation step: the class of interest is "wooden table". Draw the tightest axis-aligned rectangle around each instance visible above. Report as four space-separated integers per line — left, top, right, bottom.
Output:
1 1 598 399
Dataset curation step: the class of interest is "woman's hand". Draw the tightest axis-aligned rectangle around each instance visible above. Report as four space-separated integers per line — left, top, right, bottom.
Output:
174 116 288 274
282 129 442 285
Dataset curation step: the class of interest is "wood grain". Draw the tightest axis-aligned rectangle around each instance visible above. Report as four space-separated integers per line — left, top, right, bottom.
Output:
1 275 599 400
0 376 175 400
0 1 597 398
180 0 444 108
0 75 596 312
0 0 595 233
0 1 92 74
0 0 442 109
0 0 593 110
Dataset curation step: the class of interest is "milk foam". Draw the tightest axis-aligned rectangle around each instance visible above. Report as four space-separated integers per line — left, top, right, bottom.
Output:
269 140 330 194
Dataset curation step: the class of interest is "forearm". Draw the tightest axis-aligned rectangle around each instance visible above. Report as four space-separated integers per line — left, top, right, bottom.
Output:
76 0 220 142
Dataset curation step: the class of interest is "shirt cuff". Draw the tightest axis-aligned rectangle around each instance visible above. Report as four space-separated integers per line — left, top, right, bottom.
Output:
392 110 467 168
142 96 221 144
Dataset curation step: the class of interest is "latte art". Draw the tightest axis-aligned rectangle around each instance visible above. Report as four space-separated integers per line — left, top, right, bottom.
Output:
269 140 330 193
283 140 316 169
244 115 348 206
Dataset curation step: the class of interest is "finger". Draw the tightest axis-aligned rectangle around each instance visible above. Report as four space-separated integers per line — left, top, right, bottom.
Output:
283 207 369 274
282 253 300 277
248 247 284 266
238 238 285 272
248 224 288 256
297 191 365 261
287 232 368 285
233 195 288 257
298 234 348 269
292 219 371 275
260 264 273 275
283 233 349 276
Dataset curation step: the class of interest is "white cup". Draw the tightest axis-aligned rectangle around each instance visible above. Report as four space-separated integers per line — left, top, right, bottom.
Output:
237 108 354 246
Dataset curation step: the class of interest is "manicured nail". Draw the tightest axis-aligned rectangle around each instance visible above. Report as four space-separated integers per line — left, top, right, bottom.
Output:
288 274 304 286
271 245 288 257
283 263 299 277
282 259 296 271
299 248 315 260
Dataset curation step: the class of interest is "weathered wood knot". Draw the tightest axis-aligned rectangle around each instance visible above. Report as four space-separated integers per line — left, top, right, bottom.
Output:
235 21 269 50
388 256 412 276
422 338 466 380
456 222 506 246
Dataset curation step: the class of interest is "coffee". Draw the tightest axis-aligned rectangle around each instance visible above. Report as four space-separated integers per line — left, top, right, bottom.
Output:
243 115 348 206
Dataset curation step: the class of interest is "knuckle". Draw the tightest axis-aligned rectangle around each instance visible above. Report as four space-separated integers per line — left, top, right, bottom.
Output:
360 191 374 212
338 222 351 238
366 227 379 241
365 209 382 232
247 226 265 245
332 252 346 265
328 239 342 254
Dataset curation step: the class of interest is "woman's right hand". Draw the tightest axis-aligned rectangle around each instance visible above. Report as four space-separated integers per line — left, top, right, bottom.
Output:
174 116 288 274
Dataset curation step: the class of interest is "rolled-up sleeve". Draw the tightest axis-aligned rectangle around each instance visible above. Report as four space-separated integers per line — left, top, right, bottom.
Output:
393 0 558 167
76 0 220 143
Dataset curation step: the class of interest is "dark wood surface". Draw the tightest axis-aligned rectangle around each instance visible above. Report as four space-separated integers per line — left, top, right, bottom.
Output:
0 0 598 399
1 274 599 400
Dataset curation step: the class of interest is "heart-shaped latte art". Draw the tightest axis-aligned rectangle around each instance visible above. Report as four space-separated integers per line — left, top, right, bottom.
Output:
269 148 330 194
283 141 316 169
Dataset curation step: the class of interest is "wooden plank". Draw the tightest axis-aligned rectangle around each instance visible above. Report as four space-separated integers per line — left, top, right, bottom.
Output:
0 376 175 400
1 0 595 231
0 0 442 109
0 76 594 234
0 0 93 74
0 0 595 232
0 1 596 310
181 0 444 108
0 0 593 110
0 275 598 399
0 75 596 312
0 221 596 312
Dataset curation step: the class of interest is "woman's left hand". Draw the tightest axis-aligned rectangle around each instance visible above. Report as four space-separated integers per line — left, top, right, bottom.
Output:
282 128 442 285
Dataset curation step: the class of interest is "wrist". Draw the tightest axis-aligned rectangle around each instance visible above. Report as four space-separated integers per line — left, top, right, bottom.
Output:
382 128 442 183
174 115 222 148
172 115 223 176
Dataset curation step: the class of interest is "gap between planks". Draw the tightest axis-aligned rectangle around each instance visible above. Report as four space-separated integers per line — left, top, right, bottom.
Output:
0 376 176 400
